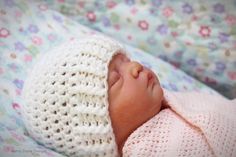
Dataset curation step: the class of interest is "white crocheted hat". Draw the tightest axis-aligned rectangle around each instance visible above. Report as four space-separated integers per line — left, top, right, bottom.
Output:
21 35 126 157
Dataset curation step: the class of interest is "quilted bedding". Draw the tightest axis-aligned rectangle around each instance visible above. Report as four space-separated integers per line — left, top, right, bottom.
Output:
45 0 236 99
0 0 226 156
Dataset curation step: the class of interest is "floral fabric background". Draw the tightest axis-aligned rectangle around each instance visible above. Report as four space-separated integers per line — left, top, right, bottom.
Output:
44 0 236 99
0 0 229 156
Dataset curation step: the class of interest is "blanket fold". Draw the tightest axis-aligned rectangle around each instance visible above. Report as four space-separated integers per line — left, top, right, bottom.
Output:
123 90 236 157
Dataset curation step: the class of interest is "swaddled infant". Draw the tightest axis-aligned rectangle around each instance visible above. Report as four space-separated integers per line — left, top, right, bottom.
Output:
21 35 236 157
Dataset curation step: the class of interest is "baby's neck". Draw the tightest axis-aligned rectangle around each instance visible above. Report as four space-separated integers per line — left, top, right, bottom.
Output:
117 99 168 155
160 98 169 110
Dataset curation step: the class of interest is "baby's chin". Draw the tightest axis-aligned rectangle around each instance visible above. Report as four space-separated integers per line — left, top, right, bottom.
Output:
153 84 164 111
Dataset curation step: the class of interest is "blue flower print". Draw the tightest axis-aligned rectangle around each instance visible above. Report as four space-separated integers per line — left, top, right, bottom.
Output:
215 61 226 71
152 0 162 7
157 24 168 35
125 0 135 6
53 14 63 23
187 59 197 66
102 16 111 27
13 79 23 89
28 24 39 33
14 42 25 51
218 32 229 43
182 3 193 14
213 3 225 13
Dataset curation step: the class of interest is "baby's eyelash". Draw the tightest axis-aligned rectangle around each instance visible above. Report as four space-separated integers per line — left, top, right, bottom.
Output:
111 71 120 87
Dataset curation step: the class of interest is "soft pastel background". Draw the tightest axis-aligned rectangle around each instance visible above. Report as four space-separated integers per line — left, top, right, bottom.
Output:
0 0 233 156
44 0 236 99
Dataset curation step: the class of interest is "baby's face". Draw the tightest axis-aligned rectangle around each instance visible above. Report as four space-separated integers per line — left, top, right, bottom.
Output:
108 53 163 146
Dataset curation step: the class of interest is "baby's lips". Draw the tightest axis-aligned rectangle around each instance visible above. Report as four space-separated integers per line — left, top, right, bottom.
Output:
146 70 155 88
148 69 160 87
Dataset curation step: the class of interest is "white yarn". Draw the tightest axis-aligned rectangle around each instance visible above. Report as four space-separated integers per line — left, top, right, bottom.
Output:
21 35 126 157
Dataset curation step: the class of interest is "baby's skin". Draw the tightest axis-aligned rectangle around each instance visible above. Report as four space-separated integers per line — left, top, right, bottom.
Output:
108 53 164 154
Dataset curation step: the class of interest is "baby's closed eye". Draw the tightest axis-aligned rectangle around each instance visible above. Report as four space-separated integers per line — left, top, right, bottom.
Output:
109 71 121 88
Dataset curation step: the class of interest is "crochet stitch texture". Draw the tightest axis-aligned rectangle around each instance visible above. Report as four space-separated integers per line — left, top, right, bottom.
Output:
123 90 236 157
21 35 125 157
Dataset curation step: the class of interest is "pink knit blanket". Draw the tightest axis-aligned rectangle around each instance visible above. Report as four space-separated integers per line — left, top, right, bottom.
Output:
123 90 236 157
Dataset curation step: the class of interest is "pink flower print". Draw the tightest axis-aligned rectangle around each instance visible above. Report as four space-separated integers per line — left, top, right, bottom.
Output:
185 41 192 46
171 31 178 37
78 1 85 8
3 146 14 153
225 15 236 26
0 41 5 47
234 41 236 49
38 4 48 11
162 7 174 18
170 61 181 68
43 149 54 156
18 27 24 32
11 132 24 142
127 35 132 40
47 33 57 41
138 20 149 31
199 26 211 38
31 36 43 45
114 24 120 30
130 7 138 15
228 71 236 80
174 51 183 58
70 37 75 41
205 77 217 85
24 54 32 62
16 89 21 96
107 1 117 9
191 15 198 21
12 103 21 115
15 10 22 18
0 28 10 38
196 67 204 73
86 11 96 22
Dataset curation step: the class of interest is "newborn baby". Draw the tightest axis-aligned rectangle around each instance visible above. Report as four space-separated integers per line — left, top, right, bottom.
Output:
108 53 164 152
21 35 236 157
108 51 236 157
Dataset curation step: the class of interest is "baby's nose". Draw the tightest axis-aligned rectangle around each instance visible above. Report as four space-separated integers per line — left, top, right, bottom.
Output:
129 61 143 78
